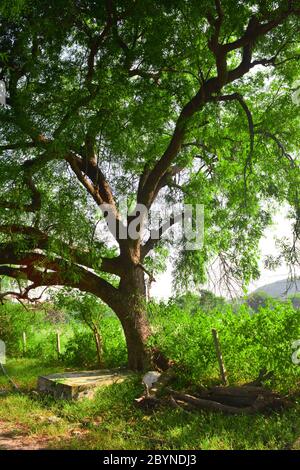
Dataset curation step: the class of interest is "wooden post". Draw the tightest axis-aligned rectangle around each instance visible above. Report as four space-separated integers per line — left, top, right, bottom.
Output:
22 331 27 356
212 328 228 386
56 331 61 359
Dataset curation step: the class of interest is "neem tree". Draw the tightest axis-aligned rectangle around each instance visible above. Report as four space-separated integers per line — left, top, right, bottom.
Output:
0 0 299 370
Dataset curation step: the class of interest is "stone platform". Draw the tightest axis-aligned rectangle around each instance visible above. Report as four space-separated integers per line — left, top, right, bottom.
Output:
38 368 132 400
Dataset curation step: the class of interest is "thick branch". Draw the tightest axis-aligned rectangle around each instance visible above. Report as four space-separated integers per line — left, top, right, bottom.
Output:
0 225 122 276
137 6 299 209
0 252 121 311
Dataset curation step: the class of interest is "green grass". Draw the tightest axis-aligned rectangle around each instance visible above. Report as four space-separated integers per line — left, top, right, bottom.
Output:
0 358 68 391
0 359 300 450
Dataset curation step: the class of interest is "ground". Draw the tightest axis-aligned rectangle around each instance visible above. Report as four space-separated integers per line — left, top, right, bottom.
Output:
0 359 300 450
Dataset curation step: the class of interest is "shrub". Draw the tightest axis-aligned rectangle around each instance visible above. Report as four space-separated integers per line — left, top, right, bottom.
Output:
149 299 300 392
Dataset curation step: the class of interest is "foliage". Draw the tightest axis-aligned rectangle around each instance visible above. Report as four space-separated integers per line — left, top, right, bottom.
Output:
0 0 299 306
0 302 46 356
52 289 126 367
288 292 300 309
1 299 300 392
61 317 127 369
1 297 300 450
52 289 109 326
0 301 126 367
149 299 300 392
174 290 226 314
61 328 99 368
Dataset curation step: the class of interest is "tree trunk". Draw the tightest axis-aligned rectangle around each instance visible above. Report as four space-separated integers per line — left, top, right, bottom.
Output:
116 258 152 371
119 307 151 371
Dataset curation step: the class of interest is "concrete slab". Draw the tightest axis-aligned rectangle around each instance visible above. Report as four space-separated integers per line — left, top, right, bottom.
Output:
38 368 132 400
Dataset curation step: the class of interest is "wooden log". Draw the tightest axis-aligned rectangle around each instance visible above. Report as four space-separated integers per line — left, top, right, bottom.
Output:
169 389 256 414
207 385 275 398
196 393 256 408
168 389 289 415
196 385 278 407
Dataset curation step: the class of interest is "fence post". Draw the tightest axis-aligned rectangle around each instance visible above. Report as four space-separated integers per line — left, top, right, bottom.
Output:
22 331 27 356
56 331 61 359
212 328 228 386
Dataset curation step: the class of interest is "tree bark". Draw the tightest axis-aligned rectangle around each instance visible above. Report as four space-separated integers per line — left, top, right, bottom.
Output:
116 257 152 371
120 311 151 371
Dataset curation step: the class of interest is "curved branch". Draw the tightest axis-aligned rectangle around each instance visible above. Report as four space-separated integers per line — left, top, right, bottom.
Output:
137 7 298 209
0 225 122 276
256 130 296 166
216 92 254 189
0 251 121 311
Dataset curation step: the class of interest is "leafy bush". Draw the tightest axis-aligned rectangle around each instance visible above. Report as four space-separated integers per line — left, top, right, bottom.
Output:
0 300 127 368
289 293 300 310
246 291 272 311
61 327 98 367
0 302 47 356
101 315 127 368
149 299 300 392
175 290 226 314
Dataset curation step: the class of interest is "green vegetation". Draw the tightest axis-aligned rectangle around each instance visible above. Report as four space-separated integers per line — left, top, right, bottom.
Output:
0 301 126 368
150 299 300 392
2 298 300 393
0 299 300 449
0 357 300 450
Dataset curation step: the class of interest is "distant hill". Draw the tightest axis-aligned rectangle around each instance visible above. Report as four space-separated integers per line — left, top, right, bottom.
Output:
253 278 300 299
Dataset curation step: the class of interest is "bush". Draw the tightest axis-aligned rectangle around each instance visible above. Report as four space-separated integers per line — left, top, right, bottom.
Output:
0 301 127 368
2 298 300 393
149 299 300 392
246 291 272 311
0 302 47 356
61 328 98 367
101 315 127 368
61 317 127 368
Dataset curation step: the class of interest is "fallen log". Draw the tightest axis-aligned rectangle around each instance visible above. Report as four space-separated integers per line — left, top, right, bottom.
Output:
169 389 258 414
195 385 278 408
168 389 290 415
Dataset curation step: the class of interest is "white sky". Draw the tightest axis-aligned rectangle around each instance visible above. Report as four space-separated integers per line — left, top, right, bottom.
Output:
151 205 299 300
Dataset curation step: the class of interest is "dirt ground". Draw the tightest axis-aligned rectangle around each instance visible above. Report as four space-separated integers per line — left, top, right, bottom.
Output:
0 421 51 450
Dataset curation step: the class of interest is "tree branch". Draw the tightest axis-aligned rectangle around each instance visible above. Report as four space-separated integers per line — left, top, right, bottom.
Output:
141 212 183 258
0 225 122 276
0 249 121 310
136 5 298 209
216 92 254 187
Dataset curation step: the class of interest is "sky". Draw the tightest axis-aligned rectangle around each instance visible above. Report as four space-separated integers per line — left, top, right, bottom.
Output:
151 205 299 300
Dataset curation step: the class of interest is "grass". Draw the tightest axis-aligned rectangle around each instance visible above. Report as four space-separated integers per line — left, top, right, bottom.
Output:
0 359 300 450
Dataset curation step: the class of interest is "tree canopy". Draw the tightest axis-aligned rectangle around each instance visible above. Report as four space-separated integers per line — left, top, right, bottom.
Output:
0 0 299 368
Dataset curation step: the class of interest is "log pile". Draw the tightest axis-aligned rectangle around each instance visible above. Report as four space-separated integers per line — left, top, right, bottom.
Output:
135 369 292 415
